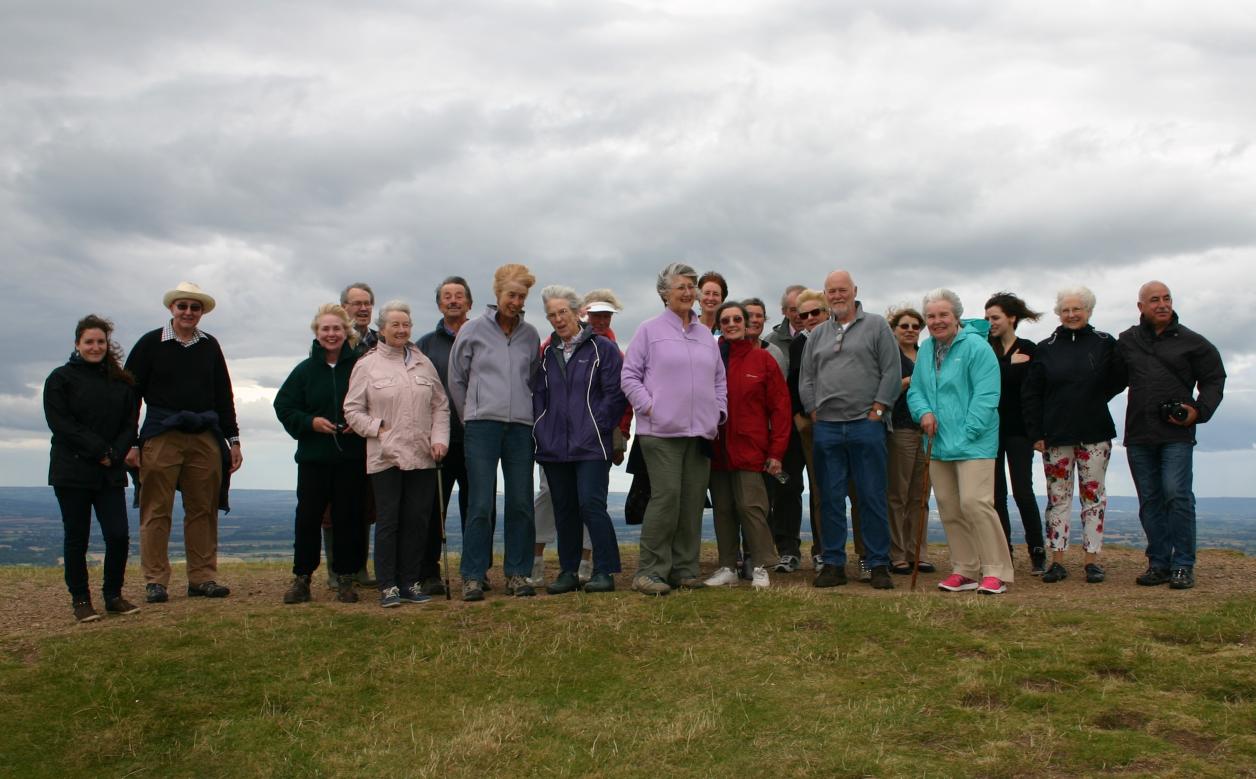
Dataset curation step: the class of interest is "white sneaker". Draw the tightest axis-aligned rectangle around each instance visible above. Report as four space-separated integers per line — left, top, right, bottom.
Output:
812 555 825 572
771 555 800 573
577 558 593 584
704 567 739 587
526 555 545 587
751 566 770 589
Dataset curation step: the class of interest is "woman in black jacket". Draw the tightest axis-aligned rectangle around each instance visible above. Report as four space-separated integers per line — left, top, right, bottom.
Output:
1022 287 1124 585
43 315 140 622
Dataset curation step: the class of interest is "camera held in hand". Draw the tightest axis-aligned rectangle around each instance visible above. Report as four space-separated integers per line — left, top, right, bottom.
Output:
1158 400 1191 424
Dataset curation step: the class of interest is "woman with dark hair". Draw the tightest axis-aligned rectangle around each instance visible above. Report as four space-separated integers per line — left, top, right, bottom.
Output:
985 292 1048 575
43 315 140 622
274 303 367 604
885 306 934 575
697 271 728 334
704 301 792 588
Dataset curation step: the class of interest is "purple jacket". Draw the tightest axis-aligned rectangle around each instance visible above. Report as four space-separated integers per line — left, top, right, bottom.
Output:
531 327 627 463
621 307 727 440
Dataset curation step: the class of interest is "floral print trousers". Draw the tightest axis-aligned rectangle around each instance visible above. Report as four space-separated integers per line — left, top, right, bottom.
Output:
1043 441 1111 554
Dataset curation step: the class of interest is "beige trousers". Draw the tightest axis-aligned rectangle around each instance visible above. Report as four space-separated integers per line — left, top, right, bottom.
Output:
930 458 1013 582
710 470 777 569
139 430 222 586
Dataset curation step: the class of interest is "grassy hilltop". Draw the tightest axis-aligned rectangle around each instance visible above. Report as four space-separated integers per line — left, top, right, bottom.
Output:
1 546 1254 778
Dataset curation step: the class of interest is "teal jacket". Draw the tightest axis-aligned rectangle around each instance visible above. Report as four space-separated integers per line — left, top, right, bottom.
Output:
273 341 366 464
906 319 1001 461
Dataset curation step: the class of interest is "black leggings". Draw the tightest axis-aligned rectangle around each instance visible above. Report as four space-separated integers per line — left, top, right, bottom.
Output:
995 435 1045 551
55 485 129 601
293 461 366 577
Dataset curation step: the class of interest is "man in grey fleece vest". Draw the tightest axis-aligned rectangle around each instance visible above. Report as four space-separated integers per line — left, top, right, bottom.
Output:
799 270 902 589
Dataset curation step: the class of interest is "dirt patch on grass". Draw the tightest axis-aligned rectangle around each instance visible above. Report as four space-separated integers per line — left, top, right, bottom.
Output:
1091 709 1149 731
1157 728 1220 755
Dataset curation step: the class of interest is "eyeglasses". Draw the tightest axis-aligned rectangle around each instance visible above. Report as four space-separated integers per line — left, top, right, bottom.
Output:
833 324 846 354
798 309 825 319
719 315 744 326
174 302 203 312
897 322 922 331
671 283 696 293
545 309 573 321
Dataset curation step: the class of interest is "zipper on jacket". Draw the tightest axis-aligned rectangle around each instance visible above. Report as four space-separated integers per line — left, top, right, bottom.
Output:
585 340 607 460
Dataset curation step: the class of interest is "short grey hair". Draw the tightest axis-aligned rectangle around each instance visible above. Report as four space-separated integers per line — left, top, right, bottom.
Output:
655 262 698 303
922 288 964 318
1055 286 1096 315
340 282 375 305
375 299 411 329
541 284 581 312
780 284 806 309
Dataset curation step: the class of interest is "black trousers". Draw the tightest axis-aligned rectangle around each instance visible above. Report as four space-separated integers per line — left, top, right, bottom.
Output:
55 485 130 601
995 434 1046 551
372 467 436 590
294 461 366 577
767 428 807 558
419 441 496 580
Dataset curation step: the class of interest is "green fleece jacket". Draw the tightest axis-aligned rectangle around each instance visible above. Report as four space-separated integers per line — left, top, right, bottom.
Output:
273 341 366 464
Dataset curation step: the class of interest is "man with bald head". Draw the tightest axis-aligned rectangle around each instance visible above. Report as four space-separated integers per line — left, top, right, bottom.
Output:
799 270 902 589
1116 280 1225 591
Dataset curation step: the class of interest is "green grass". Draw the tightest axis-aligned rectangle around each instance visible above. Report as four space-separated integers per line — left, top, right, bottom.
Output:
2 574 1255 778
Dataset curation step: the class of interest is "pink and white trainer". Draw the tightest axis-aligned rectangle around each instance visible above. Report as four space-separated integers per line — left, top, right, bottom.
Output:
937 574 979 592
977 577 1007 595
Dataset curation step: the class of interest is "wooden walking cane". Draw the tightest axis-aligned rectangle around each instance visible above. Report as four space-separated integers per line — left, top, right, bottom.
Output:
909 435 935 592
436 463 451 601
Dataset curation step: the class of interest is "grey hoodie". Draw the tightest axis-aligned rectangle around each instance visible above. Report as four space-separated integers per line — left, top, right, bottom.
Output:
448 304 541 426
799 301 902 423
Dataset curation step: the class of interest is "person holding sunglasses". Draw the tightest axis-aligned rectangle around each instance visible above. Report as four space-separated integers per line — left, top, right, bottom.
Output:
885 306 934 575
124 282 241 604
704 302 792 588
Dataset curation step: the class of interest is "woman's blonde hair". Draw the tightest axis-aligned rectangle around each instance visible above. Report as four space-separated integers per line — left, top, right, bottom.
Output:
795 288 828 311
492 263 537 296
311 303 359 348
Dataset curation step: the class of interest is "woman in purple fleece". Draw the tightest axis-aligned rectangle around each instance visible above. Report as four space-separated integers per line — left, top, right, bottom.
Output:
621 262 728 596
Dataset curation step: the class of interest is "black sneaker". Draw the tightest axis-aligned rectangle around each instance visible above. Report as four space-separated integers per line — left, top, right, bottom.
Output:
283 575 311 604
73 599 101 623
188 581 230 598
1041 562 1069 583
1169 567 1195 590
583 572 615 593
813 565 848 588
1084 563 1105 584
546 571 581 595
869 565 894 590
145 583 168 603
1136 567 1172 586
1030 548 1047 576
420 578 446 597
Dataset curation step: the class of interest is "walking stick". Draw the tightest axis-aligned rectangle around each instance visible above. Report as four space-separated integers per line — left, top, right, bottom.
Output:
436 463 452 601
910 435 935 592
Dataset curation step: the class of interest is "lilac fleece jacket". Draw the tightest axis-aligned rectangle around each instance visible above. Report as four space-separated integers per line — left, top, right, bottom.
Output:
621 307 727 439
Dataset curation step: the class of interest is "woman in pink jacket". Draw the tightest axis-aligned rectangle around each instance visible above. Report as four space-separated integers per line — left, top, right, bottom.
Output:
344 301 450 608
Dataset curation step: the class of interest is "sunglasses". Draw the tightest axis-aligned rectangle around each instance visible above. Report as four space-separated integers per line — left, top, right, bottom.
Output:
897 322 922 331
174 302 203 312
719 315 744 326
798 309 825 319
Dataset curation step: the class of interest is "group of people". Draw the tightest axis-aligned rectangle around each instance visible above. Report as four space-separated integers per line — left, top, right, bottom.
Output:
44 268 1225 620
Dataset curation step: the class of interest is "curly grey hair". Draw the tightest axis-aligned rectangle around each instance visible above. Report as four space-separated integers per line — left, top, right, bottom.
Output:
1055 286 1096 315
375 299 412 329
921 288 964 318
655 262 698 304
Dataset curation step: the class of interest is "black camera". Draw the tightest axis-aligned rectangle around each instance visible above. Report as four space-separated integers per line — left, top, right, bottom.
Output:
334 422 348 433
1158 401 1191 423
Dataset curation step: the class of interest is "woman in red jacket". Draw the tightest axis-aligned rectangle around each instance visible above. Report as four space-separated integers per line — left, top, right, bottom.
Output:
704 302 793 588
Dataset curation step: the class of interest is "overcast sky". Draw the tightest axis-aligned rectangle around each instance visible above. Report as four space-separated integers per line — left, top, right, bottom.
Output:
4 1 1255 496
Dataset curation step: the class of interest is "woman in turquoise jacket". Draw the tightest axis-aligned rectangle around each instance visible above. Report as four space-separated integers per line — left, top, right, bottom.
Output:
907 289 1014 595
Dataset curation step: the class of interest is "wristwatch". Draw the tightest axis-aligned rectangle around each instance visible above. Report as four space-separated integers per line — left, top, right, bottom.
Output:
873 408 884 418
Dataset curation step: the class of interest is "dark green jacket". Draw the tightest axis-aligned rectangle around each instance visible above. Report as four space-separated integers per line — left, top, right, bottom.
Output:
273 341 365 464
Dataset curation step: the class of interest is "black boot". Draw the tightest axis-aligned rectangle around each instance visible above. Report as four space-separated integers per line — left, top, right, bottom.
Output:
283 574 312 604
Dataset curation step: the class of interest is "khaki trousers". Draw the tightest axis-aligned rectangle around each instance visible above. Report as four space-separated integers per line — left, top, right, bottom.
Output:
637 436 709 583
930 458 1013 581
887 427 931 564
710 470 776 569
139 430 222 586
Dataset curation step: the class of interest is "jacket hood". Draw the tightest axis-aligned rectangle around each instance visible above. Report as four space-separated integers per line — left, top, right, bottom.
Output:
959 318 991 338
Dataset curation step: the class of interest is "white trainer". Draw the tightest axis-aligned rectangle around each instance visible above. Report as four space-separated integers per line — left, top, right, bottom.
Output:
704 567 739 587
577 558 593 584
526 555 545 587
751 566 770 589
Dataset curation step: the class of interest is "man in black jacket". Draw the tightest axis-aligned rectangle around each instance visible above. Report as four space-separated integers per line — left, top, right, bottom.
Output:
1117 281 1226 590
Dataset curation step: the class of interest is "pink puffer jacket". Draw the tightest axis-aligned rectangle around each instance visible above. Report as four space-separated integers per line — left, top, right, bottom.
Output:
344 342 450 474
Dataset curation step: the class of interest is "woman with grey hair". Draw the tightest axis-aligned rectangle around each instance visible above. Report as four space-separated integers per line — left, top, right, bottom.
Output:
621 263 728 595
907 289 1011 594
531 284 627 593
1022 286 1123 584
344 300 450 607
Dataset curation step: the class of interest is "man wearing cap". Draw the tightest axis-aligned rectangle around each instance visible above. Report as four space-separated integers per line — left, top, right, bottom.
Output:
124 282 242 603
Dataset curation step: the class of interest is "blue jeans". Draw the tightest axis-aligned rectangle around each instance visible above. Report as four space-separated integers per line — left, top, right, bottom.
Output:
812 419 891 568
543 460 622 575
1126 442 1196 569
461 420 535 580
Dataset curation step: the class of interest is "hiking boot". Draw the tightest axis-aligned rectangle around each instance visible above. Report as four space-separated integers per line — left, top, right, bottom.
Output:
355 568 377 587
772 554 800 573
1136 567 1172 586
379 586 401 608
704 567 739 587
1041 562 1069 583
1030 547 1047 576
1084 563 1106 583
546 571 581 595
813 565 847 588
283 575 311 604
869 565 894 590
857 557 872 582
1169 567 1195 590
505 575 536 597
577 558 593 584
751 566 770 589
188 581 230 598
632 574 671 596
526 555 546 588
145 583 168 603
672 577 707 590
402 583 432 604
420 578 446 597
937 574 979 592
105 596 140 615
584 572 615 593
72 599 101 623
977 576 1007 595
336 575 359 603
462 579 485 602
